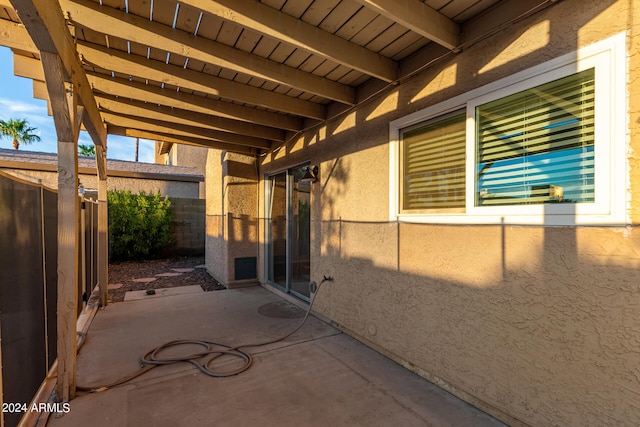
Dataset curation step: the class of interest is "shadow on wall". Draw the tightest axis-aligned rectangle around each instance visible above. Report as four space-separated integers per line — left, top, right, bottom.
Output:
312 215 639 426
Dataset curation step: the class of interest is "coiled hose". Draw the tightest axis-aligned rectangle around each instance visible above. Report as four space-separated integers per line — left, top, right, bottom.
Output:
77 277 332 392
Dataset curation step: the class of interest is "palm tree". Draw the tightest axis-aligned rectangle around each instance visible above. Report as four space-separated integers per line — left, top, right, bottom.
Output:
79 144 96 157
0 118 41 150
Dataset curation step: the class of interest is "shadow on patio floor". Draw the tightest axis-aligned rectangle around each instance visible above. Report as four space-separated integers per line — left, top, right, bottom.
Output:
47 286 505 427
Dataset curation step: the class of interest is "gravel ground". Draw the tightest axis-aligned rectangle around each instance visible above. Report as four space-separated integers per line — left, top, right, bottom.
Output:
107 256 225 303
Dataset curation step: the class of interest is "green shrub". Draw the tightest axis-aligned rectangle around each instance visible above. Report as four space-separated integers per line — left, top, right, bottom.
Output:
108 190 173 261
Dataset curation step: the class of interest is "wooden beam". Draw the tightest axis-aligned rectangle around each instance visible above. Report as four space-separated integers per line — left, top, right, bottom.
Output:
0 17 37 52
41 53 73 141
178 0 399 83
352 0 460 51
158 141 172 155
101 111 273 149
14 52 44 80
77 41 326 120
87 72 303 131
32 78 48 101
107 125 258 155
26 54 300 136
39 51 79 402
96 95 285 142
61 0 356 105
9 0 107 179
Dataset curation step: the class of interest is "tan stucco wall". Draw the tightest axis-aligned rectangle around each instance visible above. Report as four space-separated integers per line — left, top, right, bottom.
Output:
205 150 258 285
253 1 640 425
205 149 227 282
174 145 208 199
2 169 200 198
155 143 208 198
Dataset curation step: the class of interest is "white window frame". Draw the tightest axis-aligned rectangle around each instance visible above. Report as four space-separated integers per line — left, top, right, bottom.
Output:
389 32 628 226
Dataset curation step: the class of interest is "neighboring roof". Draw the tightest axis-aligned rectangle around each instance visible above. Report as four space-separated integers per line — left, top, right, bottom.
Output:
0 148 203 182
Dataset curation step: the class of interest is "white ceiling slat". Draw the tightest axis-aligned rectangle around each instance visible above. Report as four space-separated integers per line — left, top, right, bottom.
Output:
108 124 259 155
251 35 279 57
382 31 428 60
216 20 244 47
313 61 339 81
201 62 224 77
99 0 125 10
77 40 327 119
126 0 152 19
365 24 410 54
234 29 262 52
300 0 341 27
298 56 326 75
76 24 108 45
150 0 181 26
87 72 303 130
281 0 313 18
96 94 285 141
325 64 354 83
352 0 460 50
0 0 549 154
439 0 480 21
317 1 362 34
63 0 356 104
268 43 297 63
334 6 378 42
101 111 272 149
284 50 313 69
178 0 399 82
424 0 452 12
261 0 286 10
188 9 222 39
454 0 500 23
349 14 394 47
173 1 202 33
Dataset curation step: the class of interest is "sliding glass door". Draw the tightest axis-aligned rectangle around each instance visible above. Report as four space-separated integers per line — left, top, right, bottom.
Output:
266 165 311 300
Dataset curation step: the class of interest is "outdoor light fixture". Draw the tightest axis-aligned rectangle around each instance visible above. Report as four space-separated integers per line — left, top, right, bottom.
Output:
300 165 318 184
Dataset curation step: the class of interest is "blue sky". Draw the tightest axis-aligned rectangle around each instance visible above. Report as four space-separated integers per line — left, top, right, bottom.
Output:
0 46 155 162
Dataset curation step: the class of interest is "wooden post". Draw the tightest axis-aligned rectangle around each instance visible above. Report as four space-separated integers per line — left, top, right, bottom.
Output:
56 135 79 402
98 178 108 307
9 0 109 402
40 51 79 402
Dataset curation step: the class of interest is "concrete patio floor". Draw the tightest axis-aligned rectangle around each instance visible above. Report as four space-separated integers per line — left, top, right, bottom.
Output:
47 286 506 427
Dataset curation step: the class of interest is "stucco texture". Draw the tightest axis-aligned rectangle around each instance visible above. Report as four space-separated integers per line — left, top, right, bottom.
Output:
206 150 258 285
252 1 640 426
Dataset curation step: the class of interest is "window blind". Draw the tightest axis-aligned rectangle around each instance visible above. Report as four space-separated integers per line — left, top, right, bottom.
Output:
402 113 465 210
476 68 595 206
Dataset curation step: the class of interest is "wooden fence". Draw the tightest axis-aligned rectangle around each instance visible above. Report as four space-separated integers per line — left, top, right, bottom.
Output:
0 171 98 427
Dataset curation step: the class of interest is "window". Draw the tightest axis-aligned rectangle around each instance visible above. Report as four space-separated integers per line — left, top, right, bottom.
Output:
475 69 595 206
401 112 465 212
390 33 626 225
